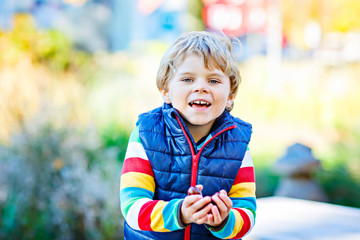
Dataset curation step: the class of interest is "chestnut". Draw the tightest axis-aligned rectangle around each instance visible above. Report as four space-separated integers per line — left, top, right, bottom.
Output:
187 186 202 196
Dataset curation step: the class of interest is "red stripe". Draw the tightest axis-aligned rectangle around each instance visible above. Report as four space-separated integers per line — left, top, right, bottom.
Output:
121 157 154 177
175 116 196 240
197 125 236 155
175 116 195 156
232 208 251 239
138 200 160 230
175 116 198 187
233 167 255 184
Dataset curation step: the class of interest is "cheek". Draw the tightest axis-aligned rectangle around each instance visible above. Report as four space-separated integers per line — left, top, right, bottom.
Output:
168 90 185 105
215 90 231 103
170 86 188 97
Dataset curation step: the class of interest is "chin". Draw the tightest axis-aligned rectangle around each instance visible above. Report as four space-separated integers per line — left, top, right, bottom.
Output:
188 119 213 126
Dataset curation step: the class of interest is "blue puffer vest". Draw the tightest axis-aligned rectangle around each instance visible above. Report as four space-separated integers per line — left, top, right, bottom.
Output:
124 104 252 240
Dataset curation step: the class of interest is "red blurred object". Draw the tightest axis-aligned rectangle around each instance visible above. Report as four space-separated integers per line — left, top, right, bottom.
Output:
202 0 267 36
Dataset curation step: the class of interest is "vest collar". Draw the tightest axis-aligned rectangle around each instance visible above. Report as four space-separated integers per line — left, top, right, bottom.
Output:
161 103 236 145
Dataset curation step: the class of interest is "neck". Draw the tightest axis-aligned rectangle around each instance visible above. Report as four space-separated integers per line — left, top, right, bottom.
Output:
184 120 214 143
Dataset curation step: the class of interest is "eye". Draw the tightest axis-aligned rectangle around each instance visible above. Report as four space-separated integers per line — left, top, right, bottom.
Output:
182 78 193 83
209 79 220 84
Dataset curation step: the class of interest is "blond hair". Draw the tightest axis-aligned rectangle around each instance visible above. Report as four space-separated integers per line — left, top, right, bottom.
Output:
156 31 242 97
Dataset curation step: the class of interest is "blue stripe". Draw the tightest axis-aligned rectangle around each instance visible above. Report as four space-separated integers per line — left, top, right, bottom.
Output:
120 187 154 203
211 210 236 239
162 199 182 231
196 134 212 150
231 197 257 210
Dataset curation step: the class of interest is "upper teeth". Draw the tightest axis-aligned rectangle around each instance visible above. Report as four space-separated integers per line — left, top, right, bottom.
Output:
191 100 210 106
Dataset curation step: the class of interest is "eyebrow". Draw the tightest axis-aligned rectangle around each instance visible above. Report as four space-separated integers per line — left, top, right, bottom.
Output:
177 72 193 76
208 73 226 78
177 72 226 77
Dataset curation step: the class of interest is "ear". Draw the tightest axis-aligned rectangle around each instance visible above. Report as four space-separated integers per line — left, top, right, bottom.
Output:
160 88 171 104
226 94 235 109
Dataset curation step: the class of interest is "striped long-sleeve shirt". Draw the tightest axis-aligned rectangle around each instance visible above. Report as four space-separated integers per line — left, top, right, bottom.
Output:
120 126 256 239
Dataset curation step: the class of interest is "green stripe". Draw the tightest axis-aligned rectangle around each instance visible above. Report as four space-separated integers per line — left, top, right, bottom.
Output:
129 126 140 143
121 196 143 218
244 207 256 219
173 200 182 229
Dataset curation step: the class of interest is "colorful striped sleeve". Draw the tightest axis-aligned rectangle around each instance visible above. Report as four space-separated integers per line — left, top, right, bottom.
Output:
120 126 184 232
209 148 256 239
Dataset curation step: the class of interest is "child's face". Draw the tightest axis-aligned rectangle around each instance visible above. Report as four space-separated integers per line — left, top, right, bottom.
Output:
161 54 234 131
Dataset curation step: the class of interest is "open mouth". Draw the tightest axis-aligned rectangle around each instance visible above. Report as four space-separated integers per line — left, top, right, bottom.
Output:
188 100 211 108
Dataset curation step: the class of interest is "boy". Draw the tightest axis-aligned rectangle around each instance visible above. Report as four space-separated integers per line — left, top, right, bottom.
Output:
120 31 256 240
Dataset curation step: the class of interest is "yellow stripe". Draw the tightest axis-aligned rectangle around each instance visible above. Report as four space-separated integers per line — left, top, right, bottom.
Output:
228 182 256 198
120 172 155 192
224 209 243 239
150 201 171 232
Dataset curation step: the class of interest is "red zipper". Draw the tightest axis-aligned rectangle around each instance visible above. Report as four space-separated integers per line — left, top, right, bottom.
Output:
175 116 236 240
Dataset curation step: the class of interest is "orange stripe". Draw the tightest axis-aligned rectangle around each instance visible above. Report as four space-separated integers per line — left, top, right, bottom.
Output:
120 172 155 192
228 182 256 198
150 201 170 232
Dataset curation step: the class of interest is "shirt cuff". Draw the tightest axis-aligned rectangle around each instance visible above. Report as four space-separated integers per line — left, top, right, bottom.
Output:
177 200 190 228
205 215 230 232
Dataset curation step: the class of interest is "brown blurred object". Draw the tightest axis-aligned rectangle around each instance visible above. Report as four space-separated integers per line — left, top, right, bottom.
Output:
273 143 328 202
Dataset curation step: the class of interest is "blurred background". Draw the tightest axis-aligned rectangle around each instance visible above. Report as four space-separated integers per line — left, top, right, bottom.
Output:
1 0 360 239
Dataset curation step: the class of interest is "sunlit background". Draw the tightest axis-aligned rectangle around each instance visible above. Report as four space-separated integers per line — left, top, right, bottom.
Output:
1 0 360 239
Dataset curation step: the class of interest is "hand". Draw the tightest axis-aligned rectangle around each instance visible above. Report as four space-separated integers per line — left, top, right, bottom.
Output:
205 190 233 228
181 185 213 225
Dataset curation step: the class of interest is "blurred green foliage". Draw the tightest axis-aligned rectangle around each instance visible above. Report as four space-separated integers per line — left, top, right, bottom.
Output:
0 117 123 239
316 127 360 208
253 153 280 198
0 14 124 239
98 121 131 163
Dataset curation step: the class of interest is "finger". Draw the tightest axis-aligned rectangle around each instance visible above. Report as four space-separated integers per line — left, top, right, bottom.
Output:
193 196 211 211
183 194 203 206
211 205 222 224
219 189 227 195
206 213 214 224
183 195 203 207
193 203 213 220
196 184 203 192
212 194 231 220
212 193 226 209
218 191 233 209
182 198 209 224
195 214 210 225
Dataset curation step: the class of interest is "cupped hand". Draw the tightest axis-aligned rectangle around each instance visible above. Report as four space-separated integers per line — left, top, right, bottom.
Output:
205 190 233 228
181 185 212 225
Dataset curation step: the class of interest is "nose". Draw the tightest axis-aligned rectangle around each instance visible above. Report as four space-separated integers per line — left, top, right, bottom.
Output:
193 78 209 93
